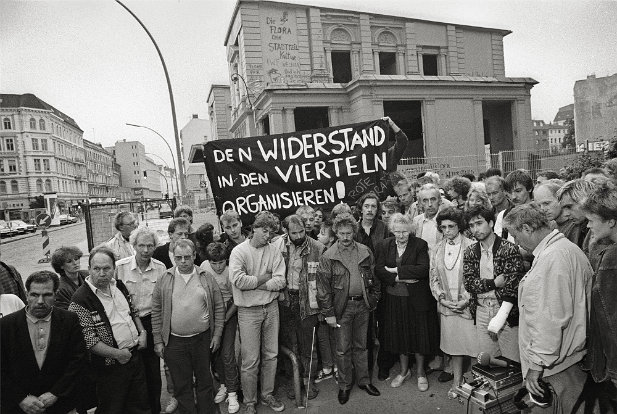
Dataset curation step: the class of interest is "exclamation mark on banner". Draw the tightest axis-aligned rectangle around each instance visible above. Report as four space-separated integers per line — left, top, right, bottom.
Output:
335 181 345 200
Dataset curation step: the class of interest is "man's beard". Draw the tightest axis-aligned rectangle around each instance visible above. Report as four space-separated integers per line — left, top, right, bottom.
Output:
291 236 306 246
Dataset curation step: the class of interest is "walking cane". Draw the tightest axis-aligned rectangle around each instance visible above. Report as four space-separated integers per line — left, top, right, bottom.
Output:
304 325 317 410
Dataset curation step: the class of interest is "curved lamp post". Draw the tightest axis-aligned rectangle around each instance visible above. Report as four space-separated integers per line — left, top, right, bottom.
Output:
127 123 181 198
116 0 186 196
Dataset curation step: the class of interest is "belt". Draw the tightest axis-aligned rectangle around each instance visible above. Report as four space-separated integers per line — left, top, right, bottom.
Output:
348 295 364 301
288 289 300 295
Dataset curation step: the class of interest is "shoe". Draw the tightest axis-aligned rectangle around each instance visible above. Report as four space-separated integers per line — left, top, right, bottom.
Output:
215 384 228 404
447 388 459 399
438 371 454 383
390 371 411 388
261 394 285 412
377 368 390 381
338 389 351 405
164 397 178 413
359 383 381 396
227 393 240 414
417 376 429 392
314 368 334 383
305 382 319 400
245 404 256 414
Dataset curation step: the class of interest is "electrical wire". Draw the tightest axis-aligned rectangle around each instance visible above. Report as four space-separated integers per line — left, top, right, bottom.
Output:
488 383 504 414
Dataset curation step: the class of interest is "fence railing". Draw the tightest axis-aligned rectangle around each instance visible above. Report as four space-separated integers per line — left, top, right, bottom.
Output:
397 147 600 179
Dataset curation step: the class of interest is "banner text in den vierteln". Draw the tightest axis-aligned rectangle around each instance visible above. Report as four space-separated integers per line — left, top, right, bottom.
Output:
203 119 390 223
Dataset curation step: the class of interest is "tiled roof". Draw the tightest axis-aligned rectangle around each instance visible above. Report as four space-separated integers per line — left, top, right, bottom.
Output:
0 93 82 131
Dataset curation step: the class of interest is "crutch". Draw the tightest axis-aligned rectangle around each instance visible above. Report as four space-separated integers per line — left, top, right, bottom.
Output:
304 325 317 410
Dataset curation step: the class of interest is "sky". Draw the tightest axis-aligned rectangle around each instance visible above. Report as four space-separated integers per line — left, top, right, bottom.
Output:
1 0 616 167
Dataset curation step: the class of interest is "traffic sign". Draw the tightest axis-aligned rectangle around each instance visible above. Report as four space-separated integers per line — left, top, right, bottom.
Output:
35 213 52 228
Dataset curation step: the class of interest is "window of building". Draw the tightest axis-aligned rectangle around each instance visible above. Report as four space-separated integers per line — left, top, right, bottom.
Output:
0 181 5 194
43 159 50 171
262 116 270 135
34 159 41 171
36 179 43 192
4 138 15 151
379 52 397 75
422 54 439 76
39 119 46 130
30 118 37 129
383 100 424 158
7 159 17 173
0 160 3 173
44 179 52 192
294 107 329 132
11 180 18 193
3 118 11 130
32 138 39 151
331 51 352 83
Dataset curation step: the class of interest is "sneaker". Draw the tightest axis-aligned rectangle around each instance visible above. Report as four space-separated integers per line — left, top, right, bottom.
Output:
417 376 429 392
245 404 256 414
228 393 240 414
315 369 334 383
261 394 285 412
164 396 178 413
215 384 228 404
390 370 411 388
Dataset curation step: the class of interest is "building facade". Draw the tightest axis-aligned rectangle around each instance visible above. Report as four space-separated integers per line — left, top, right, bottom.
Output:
108 140 162 200
207 1 537 175
574 73 617 149
0 93 87 218
84 139 119 202
180 115 211 207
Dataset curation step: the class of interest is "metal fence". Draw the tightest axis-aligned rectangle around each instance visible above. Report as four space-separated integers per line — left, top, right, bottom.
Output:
397 147 599 179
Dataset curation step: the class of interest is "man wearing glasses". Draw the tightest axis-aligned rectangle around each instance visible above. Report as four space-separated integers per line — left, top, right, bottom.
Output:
105 211 137 260
152 239 225 414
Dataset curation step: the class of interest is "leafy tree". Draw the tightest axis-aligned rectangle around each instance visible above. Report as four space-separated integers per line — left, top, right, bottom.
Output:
561 118 576 150
560 152 604 181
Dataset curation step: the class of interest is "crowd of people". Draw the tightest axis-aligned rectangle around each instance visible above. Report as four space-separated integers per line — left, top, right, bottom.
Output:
1 162 617 414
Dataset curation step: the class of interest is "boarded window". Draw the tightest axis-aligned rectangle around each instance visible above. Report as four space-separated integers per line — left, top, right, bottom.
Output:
331 51 352 83
294 107 329 132
423 54 438 76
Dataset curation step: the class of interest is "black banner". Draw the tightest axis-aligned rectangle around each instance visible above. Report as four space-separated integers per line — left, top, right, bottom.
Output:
203 119 390 222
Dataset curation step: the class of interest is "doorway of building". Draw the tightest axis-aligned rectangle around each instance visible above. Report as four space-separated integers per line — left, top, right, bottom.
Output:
482 101 513 153
294 107 330 132
383 101 424 158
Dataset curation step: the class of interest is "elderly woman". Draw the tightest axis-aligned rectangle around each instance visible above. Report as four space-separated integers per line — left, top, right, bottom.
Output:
430 208 477 398
582 182 617 396
375 213 438 392
464 188 492 212
52 246 89 310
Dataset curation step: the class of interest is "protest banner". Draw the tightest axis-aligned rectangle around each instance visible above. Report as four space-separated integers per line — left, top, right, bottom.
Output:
203 119 391 222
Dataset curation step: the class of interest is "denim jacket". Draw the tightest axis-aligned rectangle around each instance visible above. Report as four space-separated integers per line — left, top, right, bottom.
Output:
316 241 381 320
585 244 617 382
275 235 326 320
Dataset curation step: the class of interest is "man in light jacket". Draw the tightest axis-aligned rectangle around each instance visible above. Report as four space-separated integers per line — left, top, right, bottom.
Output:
504 204 592 413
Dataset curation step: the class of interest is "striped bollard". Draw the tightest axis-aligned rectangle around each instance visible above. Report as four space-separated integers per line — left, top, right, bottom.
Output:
35 213 52 263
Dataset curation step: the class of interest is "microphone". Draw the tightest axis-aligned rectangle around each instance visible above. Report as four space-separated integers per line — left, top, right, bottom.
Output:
477 352 509 368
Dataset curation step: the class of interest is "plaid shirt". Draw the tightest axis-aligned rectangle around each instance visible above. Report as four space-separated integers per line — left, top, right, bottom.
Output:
0 262 26 302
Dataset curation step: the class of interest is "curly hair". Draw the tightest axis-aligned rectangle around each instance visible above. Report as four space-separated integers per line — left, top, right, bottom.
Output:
464 188 492 212
436 207 467 233
447 176 472 200
51 246 83 274
332 212 358 234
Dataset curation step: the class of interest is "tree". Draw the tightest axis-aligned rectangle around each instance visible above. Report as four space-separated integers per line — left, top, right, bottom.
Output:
561 118 576 150
560 152 604 181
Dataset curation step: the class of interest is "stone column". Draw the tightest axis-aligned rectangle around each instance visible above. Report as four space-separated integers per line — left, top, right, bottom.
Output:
269 108 284 135
396 47 405 75
282 108 296 133
324 47 333 82
472 99 486 171
423 100 437 157
373 50 380 74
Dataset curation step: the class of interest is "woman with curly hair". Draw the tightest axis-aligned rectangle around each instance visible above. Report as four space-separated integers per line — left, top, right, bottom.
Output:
51 246 88 310
430 207 477 398
444 176 472 210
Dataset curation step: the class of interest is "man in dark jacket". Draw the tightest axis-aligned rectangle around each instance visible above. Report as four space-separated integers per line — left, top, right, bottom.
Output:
152 217 191 269
317 213 381 405
1 270 86 414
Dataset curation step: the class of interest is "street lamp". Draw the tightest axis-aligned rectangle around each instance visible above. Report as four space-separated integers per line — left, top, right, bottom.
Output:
127 123 181 199
146 152 176 195
116 0 186 196
231 72 258 132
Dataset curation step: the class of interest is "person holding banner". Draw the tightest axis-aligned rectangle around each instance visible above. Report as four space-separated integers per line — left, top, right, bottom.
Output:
228 211 286 414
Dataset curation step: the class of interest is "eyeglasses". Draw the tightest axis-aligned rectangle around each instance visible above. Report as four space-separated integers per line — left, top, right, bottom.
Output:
174 255 193 262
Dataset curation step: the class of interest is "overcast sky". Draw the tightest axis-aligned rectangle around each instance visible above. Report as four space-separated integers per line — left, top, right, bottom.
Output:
2 0 616 167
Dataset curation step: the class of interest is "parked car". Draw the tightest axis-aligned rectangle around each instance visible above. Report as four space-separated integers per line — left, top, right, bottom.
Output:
11 220 37 233
159 204 173 219
58 214 78 225
0 223 17 238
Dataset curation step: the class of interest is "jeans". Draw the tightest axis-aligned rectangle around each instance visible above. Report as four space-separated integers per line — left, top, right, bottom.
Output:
164 330 217 414
237 300 279 406
476 298 520 362
280 294 320 380
95 350 150 414
214 313 240 392
318 321 337 370
336 299 371 390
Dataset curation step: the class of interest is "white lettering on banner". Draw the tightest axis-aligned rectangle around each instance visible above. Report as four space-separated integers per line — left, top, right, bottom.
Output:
273 152 386 183
222 188 337 215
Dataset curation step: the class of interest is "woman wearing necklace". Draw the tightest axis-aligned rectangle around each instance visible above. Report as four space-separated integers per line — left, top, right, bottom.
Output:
430 207 477 398
375 213 438 392
52 246 89 310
